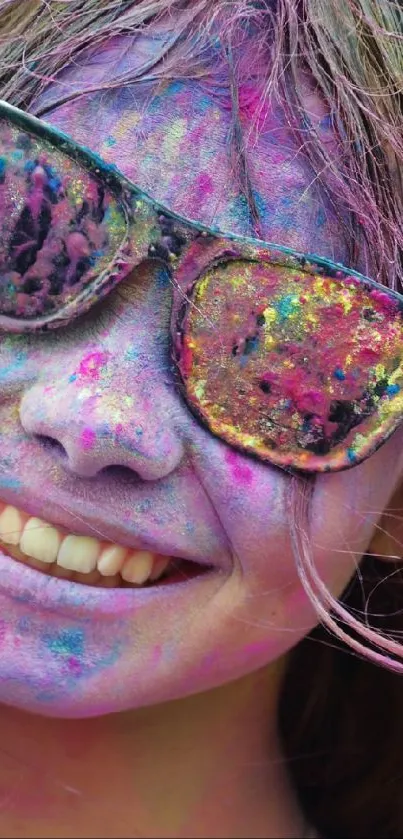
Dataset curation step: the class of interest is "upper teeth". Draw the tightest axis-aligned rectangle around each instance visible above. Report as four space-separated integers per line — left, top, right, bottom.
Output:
0 503 170 584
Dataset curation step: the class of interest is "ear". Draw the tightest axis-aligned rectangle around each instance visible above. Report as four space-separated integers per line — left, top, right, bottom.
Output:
368 479 403 561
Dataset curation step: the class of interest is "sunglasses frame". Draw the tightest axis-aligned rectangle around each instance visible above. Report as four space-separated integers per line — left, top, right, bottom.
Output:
0 99 403 475
0 99 389 326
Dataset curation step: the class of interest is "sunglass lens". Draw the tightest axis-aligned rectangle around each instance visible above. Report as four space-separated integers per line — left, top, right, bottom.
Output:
0 119 128 327
176 259 403 472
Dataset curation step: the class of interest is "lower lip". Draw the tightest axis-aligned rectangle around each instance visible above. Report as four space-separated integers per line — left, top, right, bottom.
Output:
0 549 218 619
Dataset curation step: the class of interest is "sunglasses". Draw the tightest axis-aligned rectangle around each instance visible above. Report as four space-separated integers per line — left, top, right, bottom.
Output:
0 100 402 475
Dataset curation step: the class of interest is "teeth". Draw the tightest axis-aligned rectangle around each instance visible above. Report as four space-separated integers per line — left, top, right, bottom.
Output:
0 502 174 587
121 551 154 584
20 518 62 564
97 545 127 576
150 555 171 581
0 505 26 545
57 535 100 573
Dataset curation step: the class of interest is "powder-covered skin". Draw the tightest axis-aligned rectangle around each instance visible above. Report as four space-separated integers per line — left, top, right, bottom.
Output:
35 33 348 255
0 32 401 717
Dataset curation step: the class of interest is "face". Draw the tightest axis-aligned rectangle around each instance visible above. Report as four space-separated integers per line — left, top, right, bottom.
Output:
0 33 401 718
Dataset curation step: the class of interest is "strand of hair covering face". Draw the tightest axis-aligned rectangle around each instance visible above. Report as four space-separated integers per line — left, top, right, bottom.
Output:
288 477 403 673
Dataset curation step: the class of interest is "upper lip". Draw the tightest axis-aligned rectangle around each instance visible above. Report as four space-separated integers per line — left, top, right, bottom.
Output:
0 491 226 570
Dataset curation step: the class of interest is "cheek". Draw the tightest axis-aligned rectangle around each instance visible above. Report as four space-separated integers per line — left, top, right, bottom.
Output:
190 438 297 591
191 425 403 627
310 425 403 592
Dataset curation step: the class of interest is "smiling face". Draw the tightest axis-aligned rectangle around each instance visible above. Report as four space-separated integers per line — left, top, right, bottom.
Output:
0 36 401 718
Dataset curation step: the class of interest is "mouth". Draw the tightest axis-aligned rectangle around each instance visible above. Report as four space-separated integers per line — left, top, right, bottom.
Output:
0 501 213 589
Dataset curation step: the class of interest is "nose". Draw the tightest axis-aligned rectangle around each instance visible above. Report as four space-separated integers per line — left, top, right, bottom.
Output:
19 363 184 480
19 362 184 480
18 260 186 481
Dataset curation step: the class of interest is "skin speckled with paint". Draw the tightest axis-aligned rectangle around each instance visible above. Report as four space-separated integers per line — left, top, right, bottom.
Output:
36 35 347 257
0 29 401 724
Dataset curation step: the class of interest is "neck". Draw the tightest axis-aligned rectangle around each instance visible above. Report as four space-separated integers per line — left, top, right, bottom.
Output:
0 663 308 838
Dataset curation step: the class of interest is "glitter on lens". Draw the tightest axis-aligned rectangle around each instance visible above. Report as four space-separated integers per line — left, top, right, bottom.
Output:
176 256 403 473
0 107 195 332
0 115 150 329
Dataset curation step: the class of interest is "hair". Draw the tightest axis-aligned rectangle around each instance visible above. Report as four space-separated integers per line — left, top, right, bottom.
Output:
0 0 402 835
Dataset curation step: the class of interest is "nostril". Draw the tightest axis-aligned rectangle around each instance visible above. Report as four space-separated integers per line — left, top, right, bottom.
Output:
99 464 142 485
36 434 67 457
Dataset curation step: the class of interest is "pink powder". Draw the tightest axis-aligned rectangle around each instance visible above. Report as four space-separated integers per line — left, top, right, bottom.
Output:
370 288 399 314
238 82 273 131
77 351 109 381
67 657 83 676
80 428 96 450
196 172 214 198
225 449 254 485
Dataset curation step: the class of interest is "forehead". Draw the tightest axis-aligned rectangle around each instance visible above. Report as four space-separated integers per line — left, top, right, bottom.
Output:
35 34 349 262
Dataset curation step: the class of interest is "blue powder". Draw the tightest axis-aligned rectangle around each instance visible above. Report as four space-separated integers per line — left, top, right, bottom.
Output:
17 617 31 634
185 521 195 534
0 350 28 381
275 294 299 321
198 93 215 114
229 190 268 233
125 346 140 362
319 114 333 131
243 335 260 355
387 384 400 396
156 266 171 288
316 207 327 228
0 477 22 490
135 499 151 514
43 629 85 659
